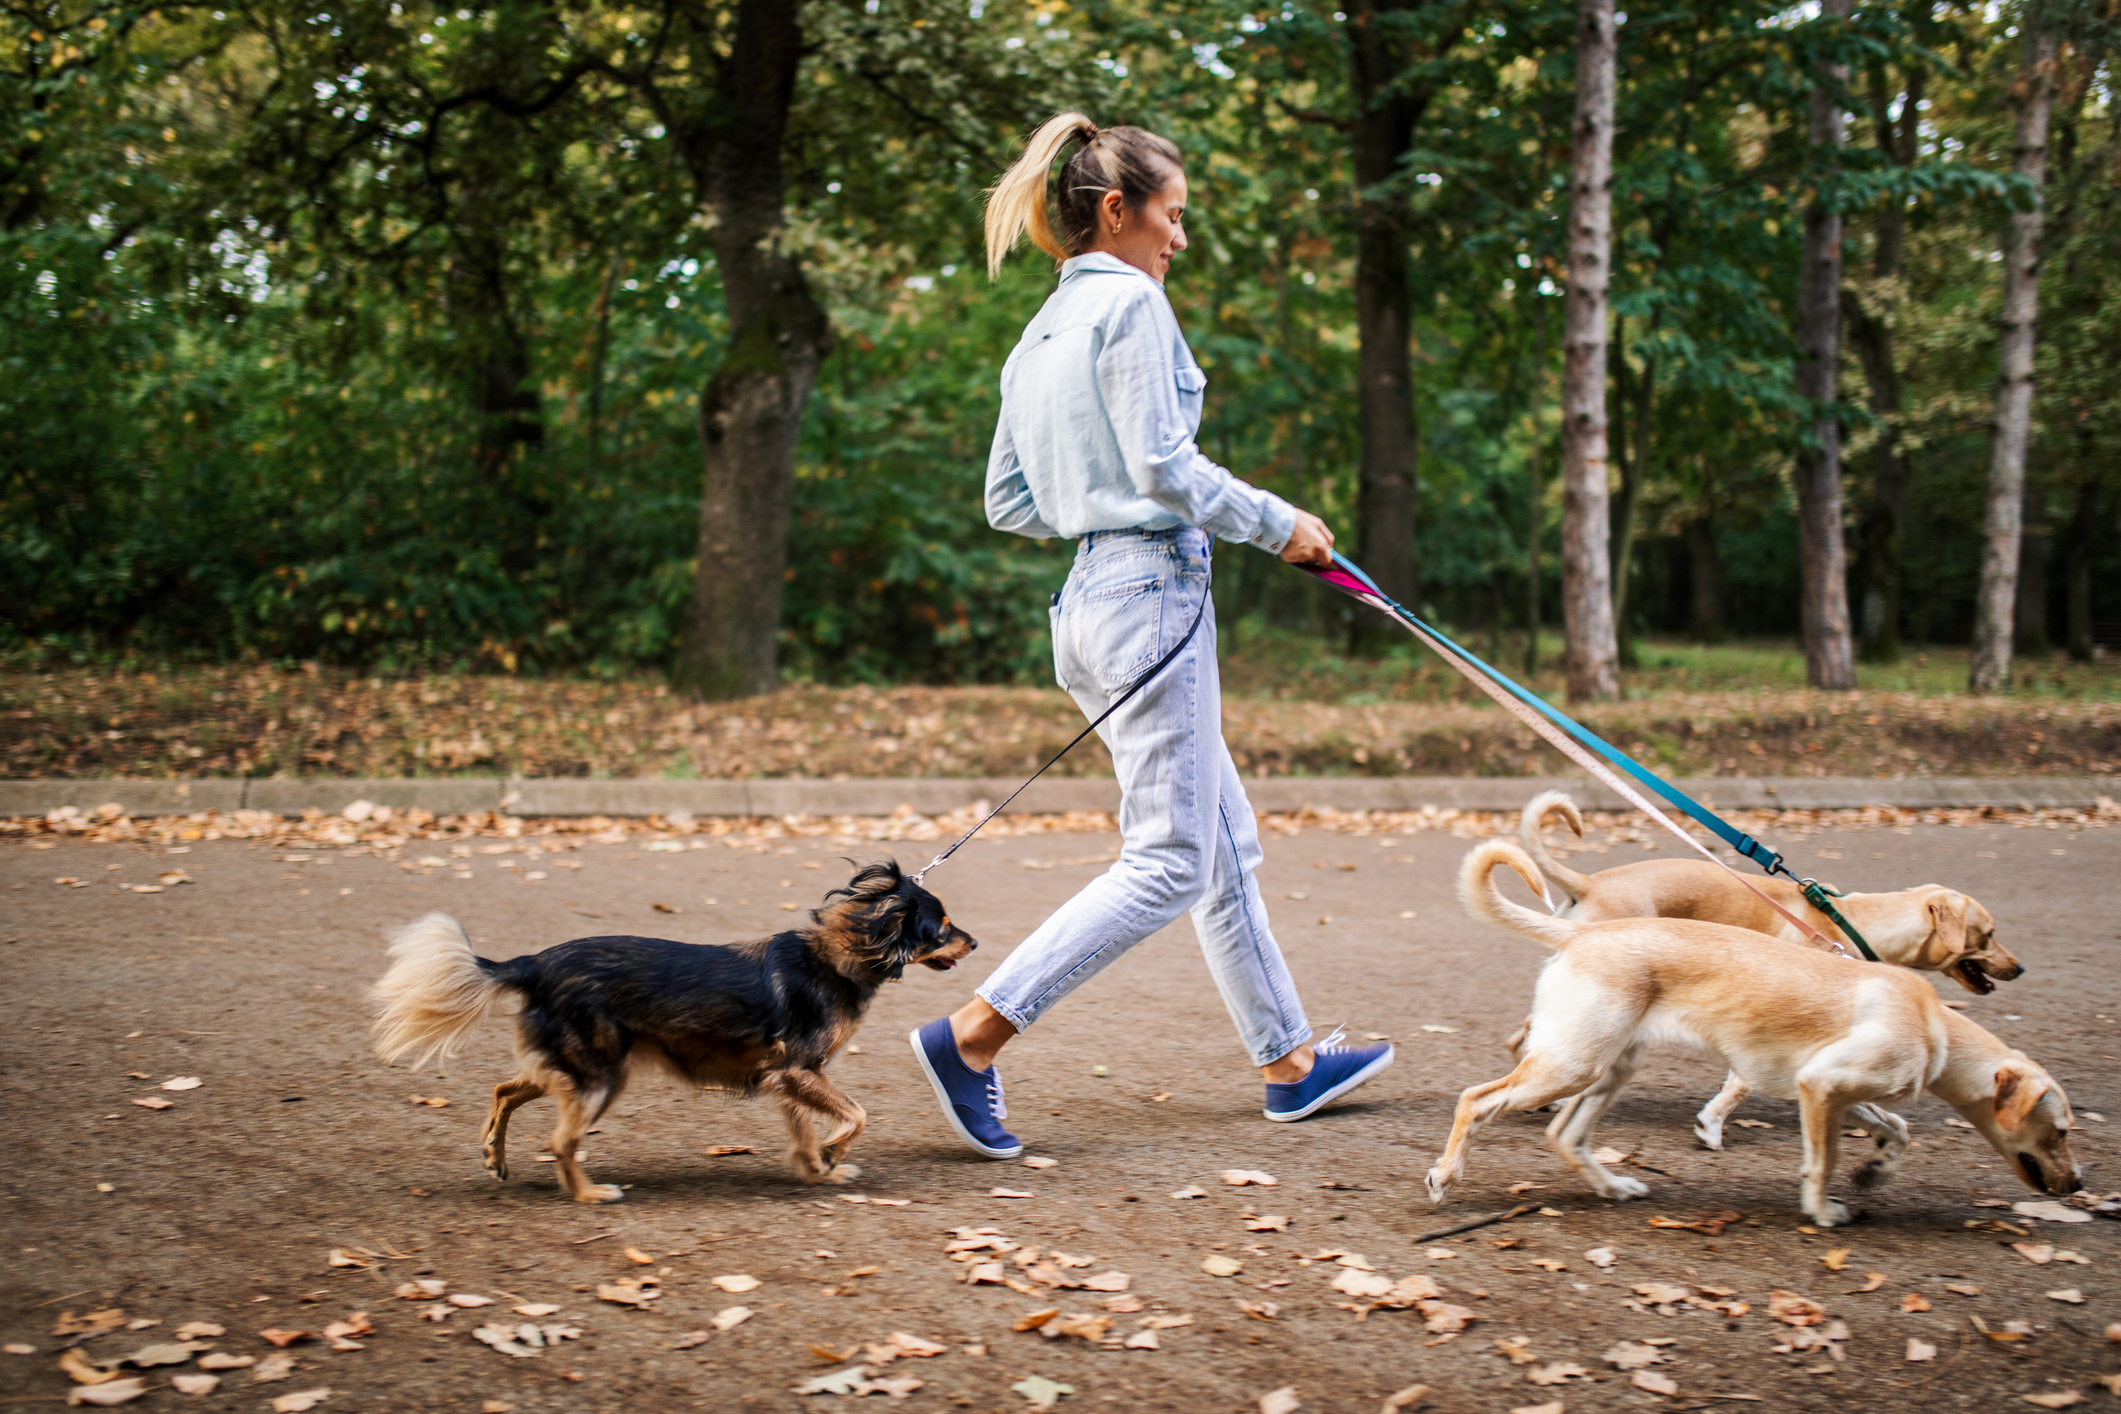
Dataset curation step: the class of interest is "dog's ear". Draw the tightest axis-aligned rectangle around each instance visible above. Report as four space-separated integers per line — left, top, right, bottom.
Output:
1994 1062 2049 1132
1927 892 1969 952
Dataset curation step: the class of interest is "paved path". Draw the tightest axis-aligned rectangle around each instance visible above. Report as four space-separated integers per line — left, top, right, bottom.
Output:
4 817 2119 1411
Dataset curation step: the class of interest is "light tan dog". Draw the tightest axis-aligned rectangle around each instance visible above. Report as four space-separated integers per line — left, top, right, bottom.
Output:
1517 791 2024 1147
1429 840 2080 1228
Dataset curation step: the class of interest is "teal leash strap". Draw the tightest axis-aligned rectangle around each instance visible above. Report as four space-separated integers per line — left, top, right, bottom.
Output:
1798 879 1881 963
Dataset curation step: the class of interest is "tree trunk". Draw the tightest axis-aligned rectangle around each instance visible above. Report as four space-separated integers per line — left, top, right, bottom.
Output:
2016 482 2049 655
1346 0 1435 653
670 0 833 702
1792 0 1856 691
1970 22 2059 693
1850 61 1921 664
1560 0 1619 703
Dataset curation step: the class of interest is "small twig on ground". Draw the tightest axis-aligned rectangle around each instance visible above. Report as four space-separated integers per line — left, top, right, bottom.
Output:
28 1287 96 1309
570 1229 623 1245
1409 1204 1533 1246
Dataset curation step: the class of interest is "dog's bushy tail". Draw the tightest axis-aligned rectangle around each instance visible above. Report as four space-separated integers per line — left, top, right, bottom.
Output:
1517 790 1591 906
372 913 511 1070
1459 840 1582 950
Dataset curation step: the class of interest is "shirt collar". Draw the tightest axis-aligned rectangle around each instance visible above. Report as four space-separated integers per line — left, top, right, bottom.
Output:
1059 251 1150 281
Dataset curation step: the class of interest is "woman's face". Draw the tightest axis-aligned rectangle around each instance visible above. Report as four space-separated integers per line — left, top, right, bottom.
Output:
1097 169 1188 284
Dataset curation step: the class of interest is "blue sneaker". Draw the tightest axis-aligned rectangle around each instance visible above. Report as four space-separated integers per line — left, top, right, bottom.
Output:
1263 1027 1395 1122
909 1017 1023 1158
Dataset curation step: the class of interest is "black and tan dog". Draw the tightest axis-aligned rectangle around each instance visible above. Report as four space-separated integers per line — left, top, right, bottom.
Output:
370 861 975 1203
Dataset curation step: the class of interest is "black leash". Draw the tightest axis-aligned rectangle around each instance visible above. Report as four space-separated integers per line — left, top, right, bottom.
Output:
911 580 1209 886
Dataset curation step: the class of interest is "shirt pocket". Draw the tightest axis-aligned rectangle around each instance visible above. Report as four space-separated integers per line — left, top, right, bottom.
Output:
1172 365 1206 440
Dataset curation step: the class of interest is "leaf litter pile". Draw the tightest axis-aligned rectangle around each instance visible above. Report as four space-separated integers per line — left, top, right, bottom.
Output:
7 663 2118 780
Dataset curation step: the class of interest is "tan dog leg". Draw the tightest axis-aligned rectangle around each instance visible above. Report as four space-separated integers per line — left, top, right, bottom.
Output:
1546 1045 1651 1202
548 1081 624 1205
1694 1072 1752 1150
1426 1053 1612 1204
1794 1077 1855 1227
481 1073 546 1181
776 1070 867 1185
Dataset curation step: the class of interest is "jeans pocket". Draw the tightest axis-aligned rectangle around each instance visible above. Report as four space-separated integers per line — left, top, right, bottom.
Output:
1072 570 1167 693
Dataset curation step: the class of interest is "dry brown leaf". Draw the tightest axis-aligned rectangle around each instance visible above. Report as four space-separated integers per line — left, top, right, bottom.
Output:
670 1331 711 1351
1021 1156 1058 1169
511 1304 561 1318
1259 1388 1301 1414
1632 1283 1689 1306
1245 1214 1291 1232
703 1145 754 1156
196 1354 254 1371
1846 1272 1888 1293
710 1307 752 1332
171 1323 223 1341
269 1390 330 1413
1631 1369 1681 1397
2021 1394 2084 1410
1011 1309 1062 1333
445 1294 493 1309
1080 1272 1131 1293
594 1282 659 1307
1821 1249 1850 1272
1379 1385 1429 1414
1584 1248 1616 1269
250 1353 297 1384
1901 1293 1932 1313
1494 1337 1538 1366
1529 1259 1568 1272
1507 1404 1562 1414
1590 1147 1629 1165
1330 1269 1394 1299
124 1342 206 1367
1139 1314 1194 1331
130 1098 174 1110
2093 1376 2121 1395
1104 1294 1144 1314
1122 1329 1159 1350
258 1330 313 1349
1945 1283 1983 1297
65 1379 149 1407
988 1187 1034 1199
160 1077 201 1091
709 1274 760 1294
1604 1341 1666 1370
394 1280 446 1301
1419 1302 1478 1335
1768 1291 1825 1326
1524 1362 1590 1386
1906 1338 1937 1362
1236 1300 1280 1322
1201 1255 1244 1278
2013 1243 2057 1265
2046 1289 2086 1304
171 1373 220 1395
53 1310 127 1338
58 1349 122 1386
624 1246 655 1265
1222 1170 1278 1186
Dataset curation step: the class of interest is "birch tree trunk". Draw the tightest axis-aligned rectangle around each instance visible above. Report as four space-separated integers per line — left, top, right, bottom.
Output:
1560 0 1619 703
1792 0 1856 691
1970 22 2059 693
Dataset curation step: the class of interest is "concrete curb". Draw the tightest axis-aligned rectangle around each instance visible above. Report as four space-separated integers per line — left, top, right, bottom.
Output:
3 775 2113 820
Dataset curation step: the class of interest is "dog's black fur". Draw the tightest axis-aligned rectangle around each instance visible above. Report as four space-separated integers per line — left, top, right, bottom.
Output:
369 860 975 1202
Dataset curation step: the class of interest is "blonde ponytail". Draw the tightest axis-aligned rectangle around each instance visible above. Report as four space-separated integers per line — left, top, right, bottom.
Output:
985 113 1094 277
984 115 1183 279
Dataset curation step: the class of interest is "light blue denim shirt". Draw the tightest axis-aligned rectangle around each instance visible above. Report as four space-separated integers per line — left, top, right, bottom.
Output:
984 252 1297 554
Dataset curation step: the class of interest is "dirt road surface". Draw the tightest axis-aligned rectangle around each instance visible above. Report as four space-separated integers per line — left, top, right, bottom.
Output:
5 817 2119 1412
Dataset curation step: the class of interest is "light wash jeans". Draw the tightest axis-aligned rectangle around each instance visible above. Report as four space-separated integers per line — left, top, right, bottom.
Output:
975 526 1312 1067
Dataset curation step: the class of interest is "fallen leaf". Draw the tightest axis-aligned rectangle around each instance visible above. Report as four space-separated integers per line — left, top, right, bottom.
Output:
2022 1394 2084 1410
1419 1302 1478 1335
1494 1337 1538 1366
1945 1283 1983 1297
270 1389 330 1413
481 1403 513 1413
1012 1309 1062 1333
471 1326 537 1358
394 1280 446 1300
1236 1300 1280 1321
1590 1147 1628 1165
1822 1249 1850 1272
793 1366 876 1396
124 1342 206 1367
1330 1269 1393 1299
594 1282 660 1307
670 1332 710 1350
1604 1341 1666 1369
1901 1294 1932 1313
963 1263 1006 1286
624 1246 655 1265
1170 1185 1208 1199
2053 1250 2090 1265
1022 1156 1058 1169
171 1323 223 1340
58 1349 122 1386
1048 1252 1096 1269
989 1188 1035 1199
1104 1295 1144 1314
1421 1025 1456 1034
171 1373 219 1395
1973 1316 2037 1342
1122 1329 1158 1350
1379 1385 1430 1414
2094 1376 2121 1395
2015 1201 2093 1224
258 1330 313 1348
1632 1282 1689 1306
3 1343 34 1355
1734 1119 1775 1129
1079 1272 1131 1293
1009 1375 1074 1408
1202 1255 1244 1278
1139 1314 1194 1331
1585 1247 1616 1269
511 1304 561 1317
1259 1387 1301 1414
1530 1260 1568 1272
1038 1313 1111 1343
130 1098 173 1110
710 1306 752 1331
250 1353 297 1384
1846 1272 1888 1293
2014 1244 2057 1265
196 1354 254 1371
1222 1170 1278 1187
1769 1291 1825 1326
1632 1369 1681 1397
445 1294 493 1309
66 1379 149 1407
1507 1182 1545 1195
1906 1338 1937 1362
1245 1215 1291 1232
703 1145 754 1156
161 1077 202 1091
326 1250 375 1270
1508 1405 1563 1414
1524 1361 1590 1386
710 1275 760 1294
2046 1289 2086 1304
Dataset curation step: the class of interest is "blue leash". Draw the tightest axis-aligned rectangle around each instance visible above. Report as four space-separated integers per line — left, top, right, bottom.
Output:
1303 551 1877 961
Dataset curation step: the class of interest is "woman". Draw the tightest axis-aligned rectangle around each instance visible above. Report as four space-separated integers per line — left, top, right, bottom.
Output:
909 114 1393 1158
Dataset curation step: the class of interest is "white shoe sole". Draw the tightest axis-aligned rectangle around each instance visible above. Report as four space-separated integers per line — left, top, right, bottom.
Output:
1262 1047 1396 1122
908 1027 1023 1159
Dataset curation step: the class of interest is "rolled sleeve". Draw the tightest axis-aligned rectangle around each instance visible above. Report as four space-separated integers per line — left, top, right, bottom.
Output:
984 409 1057 538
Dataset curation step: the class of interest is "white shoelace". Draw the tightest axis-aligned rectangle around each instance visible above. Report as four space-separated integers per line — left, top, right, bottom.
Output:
987 1072 1007 1121
1315 1022 1351 1054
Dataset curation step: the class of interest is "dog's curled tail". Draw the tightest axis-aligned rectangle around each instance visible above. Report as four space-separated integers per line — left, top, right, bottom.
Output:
1459 840 1582 950
1517 789 1591 906
371 912 514 1070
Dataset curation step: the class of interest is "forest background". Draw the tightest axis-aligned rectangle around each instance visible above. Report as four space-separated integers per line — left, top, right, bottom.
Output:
5 0 2120 731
